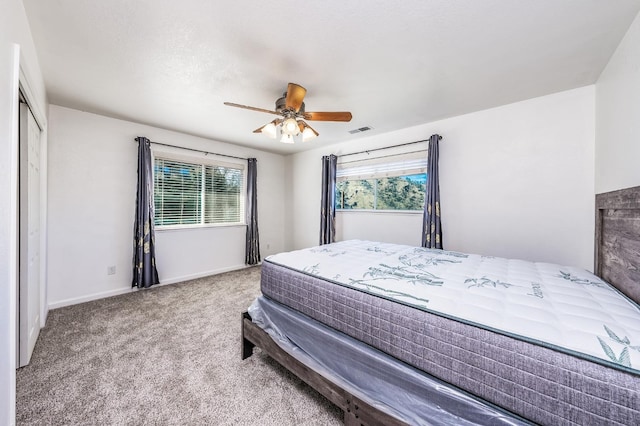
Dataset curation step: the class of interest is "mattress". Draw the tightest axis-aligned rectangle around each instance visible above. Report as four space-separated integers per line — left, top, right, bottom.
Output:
261 240 640 425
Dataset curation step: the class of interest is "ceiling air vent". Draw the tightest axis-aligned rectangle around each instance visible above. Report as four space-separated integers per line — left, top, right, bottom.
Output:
349 126 373 134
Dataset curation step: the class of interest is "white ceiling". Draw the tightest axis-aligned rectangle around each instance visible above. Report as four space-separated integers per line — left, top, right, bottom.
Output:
23 0 640 155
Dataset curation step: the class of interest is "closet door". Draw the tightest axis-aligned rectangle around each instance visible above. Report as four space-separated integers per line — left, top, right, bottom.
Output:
18 102 41 367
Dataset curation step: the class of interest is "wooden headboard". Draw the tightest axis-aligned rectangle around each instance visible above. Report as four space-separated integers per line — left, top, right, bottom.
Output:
595 185 640 304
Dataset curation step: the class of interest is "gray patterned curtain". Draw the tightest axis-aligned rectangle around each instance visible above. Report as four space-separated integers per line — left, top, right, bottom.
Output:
132 136 159 288
422 134 443 249
245 158 260 265
319 154 337 245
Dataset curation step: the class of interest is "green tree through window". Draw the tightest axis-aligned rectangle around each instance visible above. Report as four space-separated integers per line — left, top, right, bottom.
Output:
336 173 426 211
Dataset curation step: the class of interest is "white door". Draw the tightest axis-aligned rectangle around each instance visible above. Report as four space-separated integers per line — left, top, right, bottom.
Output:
18 102 41 367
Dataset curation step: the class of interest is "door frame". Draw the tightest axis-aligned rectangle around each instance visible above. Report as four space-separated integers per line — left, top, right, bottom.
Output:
1 41 21 426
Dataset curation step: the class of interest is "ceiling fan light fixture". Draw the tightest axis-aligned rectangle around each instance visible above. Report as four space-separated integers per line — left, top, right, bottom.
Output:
280 133 295 144
301 122 319 142
260 121 277 139
282 117 300 136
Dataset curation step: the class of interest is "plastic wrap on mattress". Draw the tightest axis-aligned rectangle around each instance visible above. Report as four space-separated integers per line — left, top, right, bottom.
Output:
261 260 640 425
249 295 530 426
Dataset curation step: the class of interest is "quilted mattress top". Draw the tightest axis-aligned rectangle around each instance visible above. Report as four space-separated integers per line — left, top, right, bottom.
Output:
266 240 640 374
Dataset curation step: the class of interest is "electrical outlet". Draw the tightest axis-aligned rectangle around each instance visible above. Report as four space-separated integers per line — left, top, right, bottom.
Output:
107 266 116 275
266 243 270 250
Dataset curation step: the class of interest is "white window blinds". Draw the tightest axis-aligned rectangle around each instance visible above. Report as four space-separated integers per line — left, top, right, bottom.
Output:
204 166 243 224
336 151 427 181
153 157 244 227
154 158 202 225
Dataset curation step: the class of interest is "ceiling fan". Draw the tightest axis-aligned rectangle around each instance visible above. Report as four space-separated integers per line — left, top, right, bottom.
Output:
224 83 352 143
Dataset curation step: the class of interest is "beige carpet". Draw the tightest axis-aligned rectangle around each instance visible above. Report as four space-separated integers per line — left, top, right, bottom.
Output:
16 266 342 425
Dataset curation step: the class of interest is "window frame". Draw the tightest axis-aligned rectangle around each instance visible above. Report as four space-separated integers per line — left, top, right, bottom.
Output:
335 151 427 214
152 150 247 230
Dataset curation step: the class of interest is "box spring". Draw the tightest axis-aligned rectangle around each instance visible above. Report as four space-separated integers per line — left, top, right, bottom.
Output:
261 260 640 425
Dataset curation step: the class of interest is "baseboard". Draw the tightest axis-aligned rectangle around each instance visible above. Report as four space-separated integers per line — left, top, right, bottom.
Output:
48 287 135 310
48 264 251 310
158 264 249 286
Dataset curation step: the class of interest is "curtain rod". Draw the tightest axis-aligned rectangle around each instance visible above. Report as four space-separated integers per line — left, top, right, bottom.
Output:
338 135 442 158
338 148 427 165
136 138 248 161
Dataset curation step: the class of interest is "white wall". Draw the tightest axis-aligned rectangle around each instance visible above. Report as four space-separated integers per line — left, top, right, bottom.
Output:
47 105 286 308
1 1 48 424
338 211 424 246
596 10 640 193
283 155 295 250
288 86 596 271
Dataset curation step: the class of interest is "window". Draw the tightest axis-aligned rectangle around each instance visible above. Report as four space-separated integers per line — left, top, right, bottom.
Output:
153 156 244 227
336 153 427 211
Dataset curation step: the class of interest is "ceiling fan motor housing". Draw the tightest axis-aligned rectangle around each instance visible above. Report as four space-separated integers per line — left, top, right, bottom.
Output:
276 94 305 114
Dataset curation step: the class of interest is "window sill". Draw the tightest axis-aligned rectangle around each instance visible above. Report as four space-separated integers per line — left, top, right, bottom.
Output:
156 223 246 232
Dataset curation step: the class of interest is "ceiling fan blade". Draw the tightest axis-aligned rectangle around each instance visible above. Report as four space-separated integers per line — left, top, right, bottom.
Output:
253 124 266 133
285 83 307 112
304 111 353 122
224 102 280 116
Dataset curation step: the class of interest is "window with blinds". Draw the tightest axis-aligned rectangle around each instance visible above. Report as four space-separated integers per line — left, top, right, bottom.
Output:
204 166 242 224
154 157 244 227
336 151 427 211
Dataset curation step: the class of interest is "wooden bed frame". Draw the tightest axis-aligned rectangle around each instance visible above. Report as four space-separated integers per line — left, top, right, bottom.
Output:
241 311 406 426
242 185 640 425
